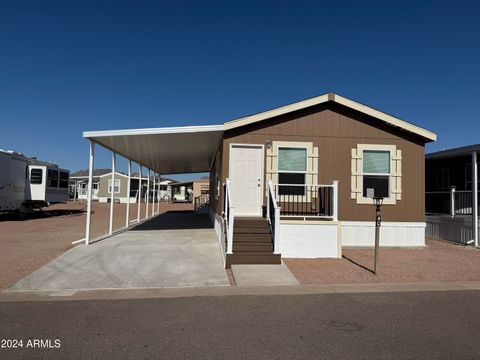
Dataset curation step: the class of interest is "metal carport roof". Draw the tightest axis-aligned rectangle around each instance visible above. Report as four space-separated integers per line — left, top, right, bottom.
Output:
83 125 224 174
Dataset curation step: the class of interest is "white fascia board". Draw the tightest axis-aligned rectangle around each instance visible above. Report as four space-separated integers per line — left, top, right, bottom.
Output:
83 124 224 139
224 94 329 130
333 94 437 142
98 172 129 179
223 92 437 142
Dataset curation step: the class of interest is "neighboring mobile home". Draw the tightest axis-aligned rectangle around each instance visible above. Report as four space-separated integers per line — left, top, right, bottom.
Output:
0 149 70 212
425 145 479 246
71 170 152 203
82 93 437 267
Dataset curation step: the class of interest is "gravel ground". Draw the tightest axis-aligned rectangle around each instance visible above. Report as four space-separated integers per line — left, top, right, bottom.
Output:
0 201 192 290
285 239 480 284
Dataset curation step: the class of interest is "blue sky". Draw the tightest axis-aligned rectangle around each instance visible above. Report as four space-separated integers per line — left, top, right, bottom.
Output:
1 0 479 180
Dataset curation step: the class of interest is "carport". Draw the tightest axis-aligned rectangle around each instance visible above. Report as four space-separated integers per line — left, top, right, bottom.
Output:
7 125 232 291
9 211 230 291
79 125 224 245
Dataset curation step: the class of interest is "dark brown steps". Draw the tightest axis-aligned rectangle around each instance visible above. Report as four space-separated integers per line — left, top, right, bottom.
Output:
225 217 280 267
226 253 281 267
233 233 272 242
234 218 269 228
234 227 271 234
233 242 273 252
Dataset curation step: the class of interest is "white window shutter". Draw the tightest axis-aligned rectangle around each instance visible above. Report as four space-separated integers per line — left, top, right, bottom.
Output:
307 146 318 186
351 148 362 199
391 149 402 200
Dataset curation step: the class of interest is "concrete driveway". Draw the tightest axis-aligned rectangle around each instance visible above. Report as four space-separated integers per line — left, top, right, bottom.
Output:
7 212 230 292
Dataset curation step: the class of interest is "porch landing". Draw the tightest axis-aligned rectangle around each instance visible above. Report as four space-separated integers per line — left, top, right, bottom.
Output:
6 212 230 292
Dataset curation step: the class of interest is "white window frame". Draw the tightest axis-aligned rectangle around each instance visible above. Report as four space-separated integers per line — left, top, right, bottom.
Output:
274 142 315 202
356 144 396 205
277 145 308 187
108 178 121 194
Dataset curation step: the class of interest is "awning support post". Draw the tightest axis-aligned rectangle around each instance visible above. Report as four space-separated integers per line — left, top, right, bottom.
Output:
109 152 116 235
146 169 150 219
137 165 142 223
473 151 478 248
152 171 156 217
85 140 95 245
157 174 160 214
126 159 131 228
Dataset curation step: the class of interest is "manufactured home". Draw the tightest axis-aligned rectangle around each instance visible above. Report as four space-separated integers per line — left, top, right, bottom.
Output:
70 170 153 203
425 144 479 246
0 149 70 213
82 93 436 267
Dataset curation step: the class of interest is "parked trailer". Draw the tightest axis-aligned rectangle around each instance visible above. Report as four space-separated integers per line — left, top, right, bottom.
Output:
0 149 70 213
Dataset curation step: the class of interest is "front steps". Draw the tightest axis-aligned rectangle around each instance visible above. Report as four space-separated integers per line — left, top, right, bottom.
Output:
226 217 281 267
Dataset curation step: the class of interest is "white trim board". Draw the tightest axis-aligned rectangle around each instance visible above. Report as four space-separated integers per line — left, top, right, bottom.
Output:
224 93 436 142
83 124 225 139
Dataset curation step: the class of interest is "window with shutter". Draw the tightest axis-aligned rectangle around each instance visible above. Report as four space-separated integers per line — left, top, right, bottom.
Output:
267 141 318 198
351 144 401 204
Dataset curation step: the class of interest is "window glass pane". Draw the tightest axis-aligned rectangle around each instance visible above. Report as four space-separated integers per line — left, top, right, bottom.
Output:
278 173 305 196
108 179 120 193
363 175 389 198
30 169 43 184
59 172 69 188
47 169 59 187
278 148 306 172
363 151 390 174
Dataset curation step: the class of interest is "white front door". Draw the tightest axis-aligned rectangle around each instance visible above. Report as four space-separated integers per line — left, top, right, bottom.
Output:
229 144 264 216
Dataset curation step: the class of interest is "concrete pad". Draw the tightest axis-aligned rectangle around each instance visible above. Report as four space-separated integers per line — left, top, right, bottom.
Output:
7 213 230 292
232 264 299 286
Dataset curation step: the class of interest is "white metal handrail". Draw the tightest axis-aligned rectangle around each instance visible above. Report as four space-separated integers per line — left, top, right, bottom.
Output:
267 180 281 254
224 178 234 254
273 181 338 221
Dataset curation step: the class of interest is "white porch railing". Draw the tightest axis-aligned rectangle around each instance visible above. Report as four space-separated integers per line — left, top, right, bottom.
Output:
224 178 234 254
272 181 338 220
426 187 478 217
267 180 281 254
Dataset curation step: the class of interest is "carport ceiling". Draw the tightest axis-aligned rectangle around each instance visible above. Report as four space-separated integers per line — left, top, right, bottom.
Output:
83 125 224 174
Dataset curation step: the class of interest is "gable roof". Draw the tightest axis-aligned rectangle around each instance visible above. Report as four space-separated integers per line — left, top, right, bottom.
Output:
224 92 437 142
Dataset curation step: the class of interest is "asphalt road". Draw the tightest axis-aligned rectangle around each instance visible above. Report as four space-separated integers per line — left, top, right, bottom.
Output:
0 291 479 359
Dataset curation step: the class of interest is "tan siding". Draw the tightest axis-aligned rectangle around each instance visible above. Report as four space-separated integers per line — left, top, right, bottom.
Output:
220 103 426 222
97 175 129 198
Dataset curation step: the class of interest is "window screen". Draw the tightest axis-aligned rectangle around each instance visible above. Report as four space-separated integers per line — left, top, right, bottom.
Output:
30 169 43 184
278 148 307 172
278 147 307 196
362 150 390 198
363 151 390 174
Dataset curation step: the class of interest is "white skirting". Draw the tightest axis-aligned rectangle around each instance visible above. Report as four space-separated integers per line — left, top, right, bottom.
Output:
341 221 426 247
209 208 226 263
280 222 341 258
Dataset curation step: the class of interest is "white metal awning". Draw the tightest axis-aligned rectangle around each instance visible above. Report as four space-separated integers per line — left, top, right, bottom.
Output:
83 125 224 174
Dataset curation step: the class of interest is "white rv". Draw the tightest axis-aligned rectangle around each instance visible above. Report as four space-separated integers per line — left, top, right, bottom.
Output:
0 149 70 213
